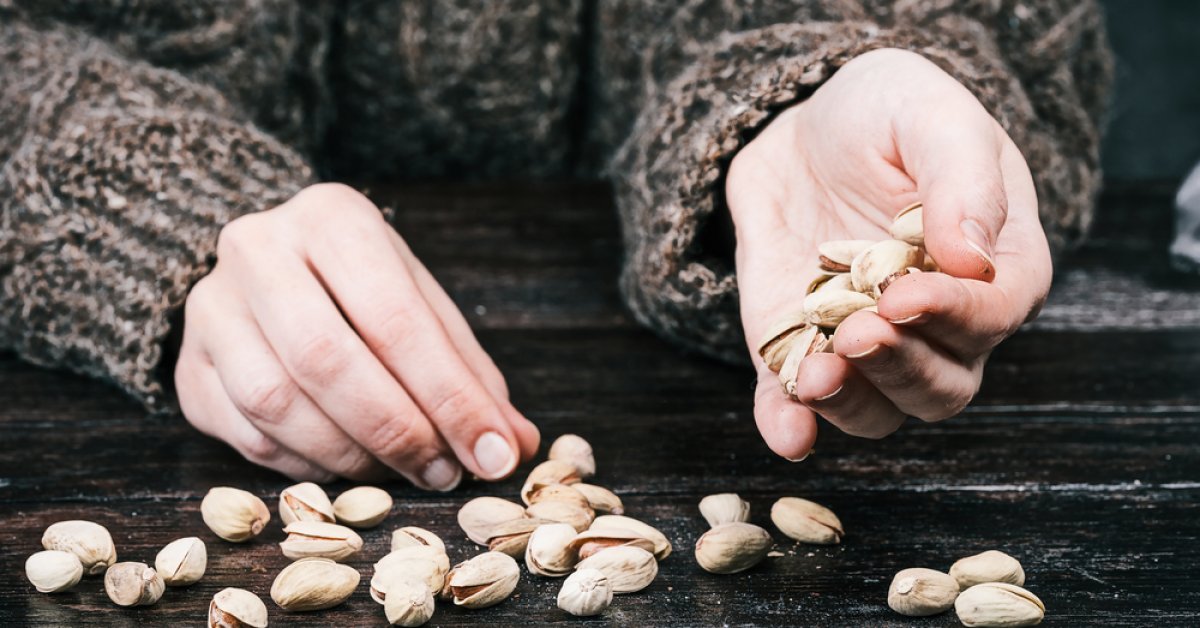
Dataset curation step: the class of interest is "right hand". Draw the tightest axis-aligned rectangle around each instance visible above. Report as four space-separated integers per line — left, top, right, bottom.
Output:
175 183 540 489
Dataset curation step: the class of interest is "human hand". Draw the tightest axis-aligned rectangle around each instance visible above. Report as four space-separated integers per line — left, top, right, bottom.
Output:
175 183 539 488
725 48 1051 459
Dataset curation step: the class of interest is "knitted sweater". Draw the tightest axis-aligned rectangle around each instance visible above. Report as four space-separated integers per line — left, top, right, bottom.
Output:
0 1 1112 410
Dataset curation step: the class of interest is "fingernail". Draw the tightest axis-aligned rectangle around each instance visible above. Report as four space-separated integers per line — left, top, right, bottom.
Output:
473 431 517 479
786 451 811 463
420 456 462 492
814 385 844 403
960 219 996 274
888 313 928 325
846 344 889 362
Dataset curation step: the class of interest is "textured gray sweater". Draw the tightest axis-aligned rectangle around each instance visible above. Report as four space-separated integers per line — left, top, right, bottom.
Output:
0 1 1112 410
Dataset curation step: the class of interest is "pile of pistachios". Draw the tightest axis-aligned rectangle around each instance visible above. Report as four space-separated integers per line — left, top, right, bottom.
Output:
757 202 937 398
887 550 1045 627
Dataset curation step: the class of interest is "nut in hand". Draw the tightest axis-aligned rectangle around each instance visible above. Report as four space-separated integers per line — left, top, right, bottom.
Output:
41 520 117 575
209 587 268 628
770 497 844 545
270 557 360 611
694 522 772 575
818 240 875 272
887 567 960 616
849 239 923 298
557 568 612 617
202 487 271 543
699 493 751 528
155 536 207 586
278 482 335 525
104 562 164 607
955 582 1045 627
25 550 83 593
950 550 1026 588
889 202 925 247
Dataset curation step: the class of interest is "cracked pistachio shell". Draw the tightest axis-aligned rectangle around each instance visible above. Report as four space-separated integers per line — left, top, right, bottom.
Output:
202 487 271 543
209 587 268 628
850 239 923 297
104 562 164 607
278 482 334 525
575 545 657 594
694 522 772 575
955 582 1045 628
25 550 83 593
391 526 446 554
776 326 830 398
458 497 528 546
486 517 547 558
771 497 844 545
590 515 672 560
818 239 876 272
888 568 960 616
808 272 855 296
527 483 590 509
521 460 583 505
557 568 612 617
525 523 580 577
155 536 207 586
333 486 393 529
270 557 359 611
950 550 1026 588
548 434 596 478
699 493 751 528
756 311 809 371
572 483 624 515
803 289 877 328
383 576 435 627
525 500 595 533
568 528 657 561
889 202 924 246
41 520 117 575
373 547 450 602
279 521 363 562
448 551 520 609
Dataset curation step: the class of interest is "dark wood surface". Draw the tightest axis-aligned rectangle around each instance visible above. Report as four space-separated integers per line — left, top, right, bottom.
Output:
2 182 1198 626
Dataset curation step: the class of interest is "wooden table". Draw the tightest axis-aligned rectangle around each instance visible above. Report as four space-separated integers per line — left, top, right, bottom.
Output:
2 182 1198 626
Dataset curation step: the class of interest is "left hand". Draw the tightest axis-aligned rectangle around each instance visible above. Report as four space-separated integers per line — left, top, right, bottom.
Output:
725 48 1051 460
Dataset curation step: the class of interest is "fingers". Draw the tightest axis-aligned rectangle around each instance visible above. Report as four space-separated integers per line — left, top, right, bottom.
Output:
876 272 1016 361
831 311 982 422
791 352 907 439
752 362 819 461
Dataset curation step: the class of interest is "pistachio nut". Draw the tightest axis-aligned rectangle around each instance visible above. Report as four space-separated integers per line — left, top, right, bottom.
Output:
332 486 393 529
879 266 922 294
280 521 363 562
202 487 271 543
803 289 877 329
383 576 435 627
808 272 855 296
955 582 1045 627
756 311 809 370
25 550 83 593
525 500 594 533
575 545 657 594
270 557 360 611
572 484 625 515
950 550 1026 588
373 547 450 601
818 239 876 272
699 493 751 528
694 522 772 575
391 526 446 554
104 562 164 607
770 497 844 545
889 202 924 246
590 515 672 560
557 568 612 617
850 239 923 297
209 587 269 628
41 520 117 575
527 483 590 510
155 536 207 586
548 434 596 478
520 460 582 505
448 551 520 609
278 482 334 525
486 517 546 558
525 523 580 577
458 496 528 545
568 528 656 561
776 325 830 397
887 567 960 616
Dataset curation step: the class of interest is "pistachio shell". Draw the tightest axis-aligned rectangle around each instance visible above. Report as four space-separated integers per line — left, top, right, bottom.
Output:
756 311 809 367
278 482 335 525
458 497 528 545
209 587 268 628
391 526 446 554
589 515 672 560
818 240 876 272
889 202 924 246
373 547 450 601
548 434 596 478
155 536 207 586
568 528 657 561
41 520 117 575
699 493 751 528
270 557 360 611
850 239 923 297
808 272 855 296
954 582 1045 627
202 487 271 543
333 486 393 529
486 517 547 558
520 460 582 505
525 500 594 533
770 497 844 545
104 562 164 607
888 567 960 616
525 523 580 577
25 550 83 593
694 522 772 574
572 484 625 515
575 545 658 594
527 483 590 509
557 568 612 617
776 325 830 398
803 289 877 328
448 552 520 609
950 550 1026 588
279 521 363 562
383 576 435 626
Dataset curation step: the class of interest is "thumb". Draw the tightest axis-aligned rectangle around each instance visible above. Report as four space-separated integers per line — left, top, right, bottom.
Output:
898 105 1007 282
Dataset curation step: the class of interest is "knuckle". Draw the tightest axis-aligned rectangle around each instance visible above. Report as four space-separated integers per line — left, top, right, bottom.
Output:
233 372 298 425
364 306 417 356
289 333 353 384
366 413 422 462
295 183 378 220
426 380 489 427
333 448 384 480
216 214 261 258
239 429 281 463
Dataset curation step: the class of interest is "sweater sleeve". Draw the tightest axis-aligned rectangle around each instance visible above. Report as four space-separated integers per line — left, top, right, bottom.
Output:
0 17 314 410
607 3 1113 364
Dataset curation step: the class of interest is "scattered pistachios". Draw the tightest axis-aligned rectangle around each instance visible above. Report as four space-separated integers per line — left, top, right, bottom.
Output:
447 551 521 609
548 434 596 478
104 561 164 607
209 587 269 627
886 549 1045 624
383 576 435 626
955 582 1045 627
699 493 751 528
770 497 844 545
888 568 960 616
950 550 1026 588
557 568 612 616
279 520 363 562
694 522 772 575
41 520 117 575
278 482 335 525
25 550 83 593
270 557 359 611
333 486 393 529
155 536 207 586
202 487 271 543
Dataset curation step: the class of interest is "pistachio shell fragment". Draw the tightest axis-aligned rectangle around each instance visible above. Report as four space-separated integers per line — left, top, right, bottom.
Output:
520 460 582 505
333 486 393 529
548 434 596 478
557 568 612 617
889 202 924 246
575 545 658 594
155 536 207 586
818 239 876 272
525 523 580 577
458 496 528 545
270 557 360 611
955 582 1045 627
202 487 271 543
699 493 751 528
770 497 844 545
209 587 269 628
384 576 435 627
448 551 520 609
41 520 117 575
590 515 672 560
888 567 960 616
279 482 335 525
104 562 164 607
572 483 625 515
950 550 1026 588
525 500 594 533
391 526 446 554
25 550 83 593
279 521 363 562
694 522 772 574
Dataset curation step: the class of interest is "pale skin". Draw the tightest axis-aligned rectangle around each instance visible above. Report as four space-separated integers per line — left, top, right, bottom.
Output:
176 48 1052 483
